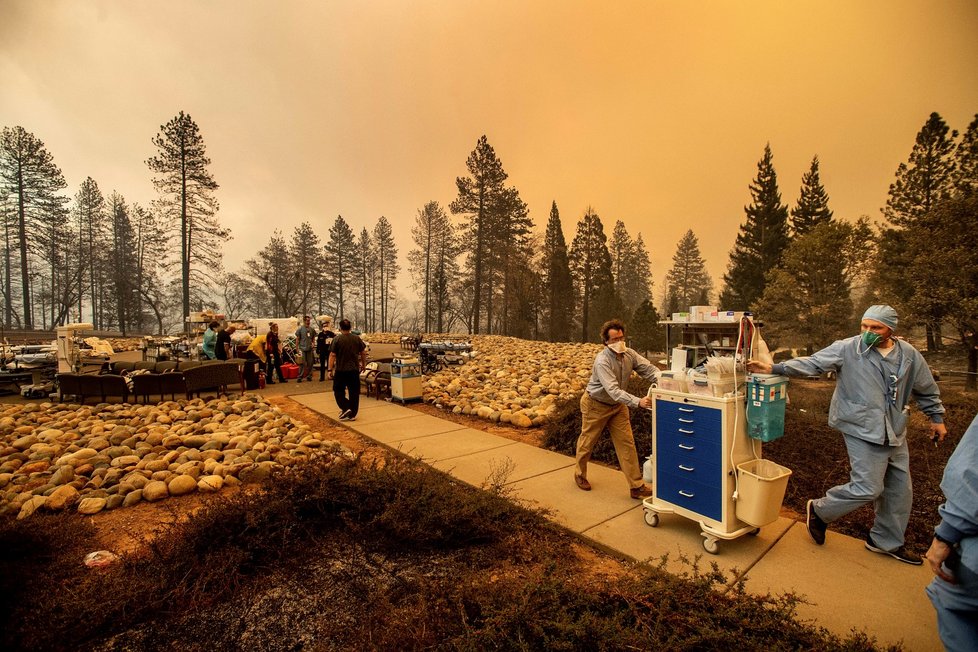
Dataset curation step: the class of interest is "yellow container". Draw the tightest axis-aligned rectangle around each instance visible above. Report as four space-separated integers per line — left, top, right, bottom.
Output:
735 459 792 527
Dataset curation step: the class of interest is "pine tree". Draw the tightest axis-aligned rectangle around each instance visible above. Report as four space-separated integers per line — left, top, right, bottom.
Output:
542 202 574 342
629 299 663 357
720 144 790 311
246 231 301 316
665 229 713 313
953 113 978 197
450 136 509 334
408 201 458 333
881 112 959 350
146 111 229 330
324 216 357 320
569 207 616 343
373 216 398 332
289 222 323 318
883 112 957 227
72 178 107 326
791 155 833 236
755 222 860 353
355 228 374 330
0 126 69 328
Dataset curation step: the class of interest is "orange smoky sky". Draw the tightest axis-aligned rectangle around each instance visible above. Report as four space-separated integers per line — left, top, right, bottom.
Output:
2 0 977 307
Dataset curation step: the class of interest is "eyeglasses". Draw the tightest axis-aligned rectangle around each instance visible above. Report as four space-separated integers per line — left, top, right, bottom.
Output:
888 374 898 405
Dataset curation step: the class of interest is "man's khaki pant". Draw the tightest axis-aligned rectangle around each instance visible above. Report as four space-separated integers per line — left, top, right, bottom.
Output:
574 392 643 489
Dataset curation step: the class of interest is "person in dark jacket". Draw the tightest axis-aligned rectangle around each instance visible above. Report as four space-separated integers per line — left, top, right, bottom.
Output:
265 323 287 384
316 321 335 381
328 319 367 420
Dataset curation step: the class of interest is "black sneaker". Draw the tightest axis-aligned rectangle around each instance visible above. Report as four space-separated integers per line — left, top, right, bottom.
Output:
865 536 922 565
338 409 351 421
806 499 827 545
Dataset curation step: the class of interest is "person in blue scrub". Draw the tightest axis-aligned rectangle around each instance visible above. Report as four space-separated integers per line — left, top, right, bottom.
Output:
925 413 978 652
748 304 947 564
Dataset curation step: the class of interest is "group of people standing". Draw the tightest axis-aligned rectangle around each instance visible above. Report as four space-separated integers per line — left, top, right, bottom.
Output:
201 321 237 361
231 316 367 421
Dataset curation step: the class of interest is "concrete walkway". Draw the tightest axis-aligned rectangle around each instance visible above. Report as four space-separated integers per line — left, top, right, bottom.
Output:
290 391 941 651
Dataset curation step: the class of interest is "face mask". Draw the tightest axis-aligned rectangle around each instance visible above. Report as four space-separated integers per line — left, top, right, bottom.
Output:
861 330 882 348
607 341 626 354
857 330 884 356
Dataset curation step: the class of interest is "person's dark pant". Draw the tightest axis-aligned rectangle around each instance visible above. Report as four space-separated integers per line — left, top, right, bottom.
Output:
267 351 285 382
318 352 328 381
333 370 360 417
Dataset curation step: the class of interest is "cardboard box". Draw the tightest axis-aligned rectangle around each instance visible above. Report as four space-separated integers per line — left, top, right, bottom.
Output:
671 312 689 322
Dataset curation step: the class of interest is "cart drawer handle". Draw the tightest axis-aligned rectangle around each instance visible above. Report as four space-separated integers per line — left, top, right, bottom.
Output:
678 444 694 450
679 428 694 434
678 465 694 472
679 418 694 423
679 490 695 498
678 407 694 413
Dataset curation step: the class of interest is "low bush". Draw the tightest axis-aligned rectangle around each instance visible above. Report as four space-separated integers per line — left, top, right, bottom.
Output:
0 446 893 651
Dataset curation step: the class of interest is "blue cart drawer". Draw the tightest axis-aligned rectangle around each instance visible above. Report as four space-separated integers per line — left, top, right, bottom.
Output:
657 472 722 521
657 435 721 464
657 449 722 486
657 401 721 427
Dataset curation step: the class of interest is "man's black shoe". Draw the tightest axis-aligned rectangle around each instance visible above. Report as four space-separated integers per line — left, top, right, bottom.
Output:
865 536 923 565
806 499 827 545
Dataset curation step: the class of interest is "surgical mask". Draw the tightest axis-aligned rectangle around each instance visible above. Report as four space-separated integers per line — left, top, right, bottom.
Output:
607 341 626 354
857 330 883 356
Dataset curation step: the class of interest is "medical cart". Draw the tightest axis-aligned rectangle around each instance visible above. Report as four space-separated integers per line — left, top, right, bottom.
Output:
642 388 761 554
390 358 423 403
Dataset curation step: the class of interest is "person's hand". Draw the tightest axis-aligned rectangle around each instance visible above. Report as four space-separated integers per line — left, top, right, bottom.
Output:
925 538 956 583
639 396 652 409
746 359 772 374
930 422 948 445
327 370 334 380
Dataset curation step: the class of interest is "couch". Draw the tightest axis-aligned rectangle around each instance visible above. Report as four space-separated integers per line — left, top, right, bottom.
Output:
56 373 130 404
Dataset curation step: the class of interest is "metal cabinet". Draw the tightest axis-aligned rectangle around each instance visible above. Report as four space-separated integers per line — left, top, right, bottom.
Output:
390 359 423 403
643 389 758 553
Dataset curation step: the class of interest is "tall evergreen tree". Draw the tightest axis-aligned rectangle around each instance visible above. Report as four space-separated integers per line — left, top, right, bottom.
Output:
106 192 141 333
953 113 978 197
373 216 398 332
883 112 957 227
631 234 654 311
324 216 357 320
720 143 790 310
146 111 229 330
290 222 323 317
450 136 508 334
541 201 574 342
755 222 867 354
629 299 663 357
131 202 167 332
791 155 833 236
569 207 616 343
246 231 301 316
408 201 455 333
492 186 532 336
354 228 374 330
72 177 107 326
881 112 959 350
0 126 69 328
665 229 713 312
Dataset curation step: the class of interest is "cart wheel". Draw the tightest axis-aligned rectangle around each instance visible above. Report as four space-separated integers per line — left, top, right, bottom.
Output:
749 527 761 536
644 511 659 527
702 536 719 554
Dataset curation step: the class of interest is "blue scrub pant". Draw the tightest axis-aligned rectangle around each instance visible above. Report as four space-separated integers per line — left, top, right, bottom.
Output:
926 537 978 652
814 433 911 551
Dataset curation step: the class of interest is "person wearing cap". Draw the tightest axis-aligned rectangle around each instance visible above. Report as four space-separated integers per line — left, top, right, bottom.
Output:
748 304 947 565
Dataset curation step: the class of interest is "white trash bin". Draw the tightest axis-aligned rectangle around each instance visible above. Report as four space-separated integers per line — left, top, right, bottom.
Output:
735 459 792 527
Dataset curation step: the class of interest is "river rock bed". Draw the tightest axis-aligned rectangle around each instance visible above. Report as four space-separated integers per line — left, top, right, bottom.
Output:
0 395 352 520
418 335 603 427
